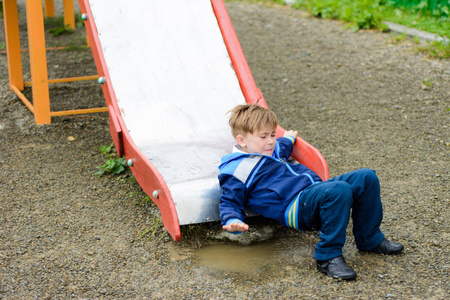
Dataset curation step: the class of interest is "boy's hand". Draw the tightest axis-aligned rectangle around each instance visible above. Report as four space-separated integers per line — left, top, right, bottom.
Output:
284 130 298 138
222 222 249 233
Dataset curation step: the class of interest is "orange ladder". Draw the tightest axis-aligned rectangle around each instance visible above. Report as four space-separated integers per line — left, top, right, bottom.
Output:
2 0 107 124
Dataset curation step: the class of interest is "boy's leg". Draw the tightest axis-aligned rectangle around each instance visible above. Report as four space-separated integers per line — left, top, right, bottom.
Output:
329 169 385 250
298 181 354 261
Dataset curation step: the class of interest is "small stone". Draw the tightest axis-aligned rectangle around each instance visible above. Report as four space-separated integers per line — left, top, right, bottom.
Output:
66 284 77 292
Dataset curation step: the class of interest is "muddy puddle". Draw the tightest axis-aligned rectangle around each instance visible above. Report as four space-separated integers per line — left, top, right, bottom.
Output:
193 235 316 275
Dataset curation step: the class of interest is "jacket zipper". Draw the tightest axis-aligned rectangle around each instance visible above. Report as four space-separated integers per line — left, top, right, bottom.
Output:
278 157 315 184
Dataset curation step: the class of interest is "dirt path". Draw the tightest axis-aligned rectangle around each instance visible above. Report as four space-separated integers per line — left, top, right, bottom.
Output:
0 1 448 299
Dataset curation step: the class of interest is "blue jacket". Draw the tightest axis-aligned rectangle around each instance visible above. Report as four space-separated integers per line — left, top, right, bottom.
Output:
218 137 322 227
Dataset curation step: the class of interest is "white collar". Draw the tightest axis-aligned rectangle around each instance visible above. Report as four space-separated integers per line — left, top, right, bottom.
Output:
232 144 247 154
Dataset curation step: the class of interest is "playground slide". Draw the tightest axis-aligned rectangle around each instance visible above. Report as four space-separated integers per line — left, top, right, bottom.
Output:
79 0 329 241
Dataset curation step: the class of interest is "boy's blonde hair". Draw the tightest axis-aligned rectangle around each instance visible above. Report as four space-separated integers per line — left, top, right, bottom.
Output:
229 104 278 137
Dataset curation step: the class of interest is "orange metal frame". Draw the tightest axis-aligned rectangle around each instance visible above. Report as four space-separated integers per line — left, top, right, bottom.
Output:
3 0 107 125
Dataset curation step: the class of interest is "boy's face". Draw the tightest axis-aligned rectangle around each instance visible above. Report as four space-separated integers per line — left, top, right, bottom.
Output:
236 127 276 156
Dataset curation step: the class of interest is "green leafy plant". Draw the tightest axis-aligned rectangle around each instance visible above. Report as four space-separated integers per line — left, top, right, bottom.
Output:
95 143 127 176
44 12 85 37
49 25 74 37
383 0 449 17
44 16 75 36
76 13 85 29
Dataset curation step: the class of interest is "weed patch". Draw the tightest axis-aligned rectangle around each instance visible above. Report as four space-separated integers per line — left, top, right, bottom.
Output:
95 143 127 176
416 40 450 57
44 13 84 37
138 216 163 240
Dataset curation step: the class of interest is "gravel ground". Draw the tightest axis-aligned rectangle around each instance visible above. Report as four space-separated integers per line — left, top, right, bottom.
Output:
0 1 449 299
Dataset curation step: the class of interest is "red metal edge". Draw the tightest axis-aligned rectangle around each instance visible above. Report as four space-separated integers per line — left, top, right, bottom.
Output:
212 0 329 181
78 0 111 107
107 105 123 157
79 0 181 241
121 123 181 241
211 0 262 104
276 126 330 181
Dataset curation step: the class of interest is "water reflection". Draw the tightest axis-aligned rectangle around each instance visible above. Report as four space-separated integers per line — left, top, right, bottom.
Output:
194 235 315 275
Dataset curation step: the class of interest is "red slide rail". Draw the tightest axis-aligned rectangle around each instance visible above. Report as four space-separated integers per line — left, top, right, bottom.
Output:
79 0 181 241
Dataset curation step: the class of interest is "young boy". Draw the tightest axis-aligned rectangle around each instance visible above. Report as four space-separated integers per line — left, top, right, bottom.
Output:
218 104 403 280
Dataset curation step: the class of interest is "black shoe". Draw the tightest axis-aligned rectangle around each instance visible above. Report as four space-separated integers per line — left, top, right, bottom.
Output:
316 256 357 280
369 238 404 255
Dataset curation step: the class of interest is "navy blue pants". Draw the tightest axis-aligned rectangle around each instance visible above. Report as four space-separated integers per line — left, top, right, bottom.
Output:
298 169 385 261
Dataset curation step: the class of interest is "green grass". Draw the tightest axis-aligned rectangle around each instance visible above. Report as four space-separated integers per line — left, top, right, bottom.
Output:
293 0 388 31
44 13 85 37
381 1 449 37
291 0 449 58
416 39 450 57
63 43 89 51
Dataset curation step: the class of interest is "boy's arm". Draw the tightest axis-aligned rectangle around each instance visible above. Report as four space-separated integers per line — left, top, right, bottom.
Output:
276 130 298 160
218 174 249 233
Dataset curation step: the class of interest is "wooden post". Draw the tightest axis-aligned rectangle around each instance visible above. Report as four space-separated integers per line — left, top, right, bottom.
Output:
64 0 75 30
44 0 55 18
3 0 24 91
25 0 51 124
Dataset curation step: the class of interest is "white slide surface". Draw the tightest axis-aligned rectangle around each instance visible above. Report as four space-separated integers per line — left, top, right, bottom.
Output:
88 0 245 224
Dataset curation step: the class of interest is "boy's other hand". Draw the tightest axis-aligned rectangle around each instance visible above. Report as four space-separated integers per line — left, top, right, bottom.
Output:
284 130 298 138
222 222 249 232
